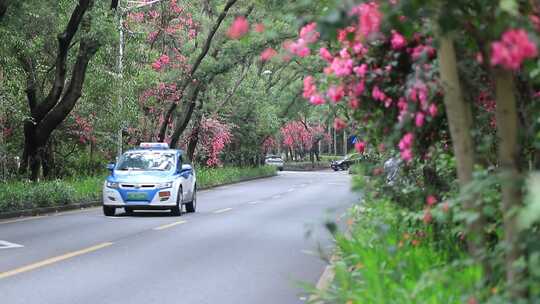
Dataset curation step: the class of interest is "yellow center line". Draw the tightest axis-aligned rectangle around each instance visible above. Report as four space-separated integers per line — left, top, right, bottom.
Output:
213 207 233 214
0 216 46 225
153 220 187 231
0 242 113 280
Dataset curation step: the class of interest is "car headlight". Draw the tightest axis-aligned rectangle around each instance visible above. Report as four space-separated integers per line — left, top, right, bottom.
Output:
106 181 119 189
158 181 173 189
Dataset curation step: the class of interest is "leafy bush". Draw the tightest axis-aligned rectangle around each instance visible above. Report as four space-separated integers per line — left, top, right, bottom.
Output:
0 179 81 212
312 199 482 304
196 166 276 188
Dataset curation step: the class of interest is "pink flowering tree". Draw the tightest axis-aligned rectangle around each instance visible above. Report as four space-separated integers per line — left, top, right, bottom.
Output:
280 121 329 162
284 0 540 299
184 117 233 167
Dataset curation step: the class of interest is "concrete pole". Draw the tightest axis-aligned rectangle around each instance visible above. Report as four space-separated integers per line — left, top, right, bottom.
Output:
116 3 124 158
327 124 331 154
333 127 337 155
343 129 347 155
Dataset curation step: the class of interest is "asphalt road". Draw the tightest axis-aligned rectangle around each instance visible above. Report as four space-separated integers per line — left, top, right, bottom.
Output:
0 170 358 304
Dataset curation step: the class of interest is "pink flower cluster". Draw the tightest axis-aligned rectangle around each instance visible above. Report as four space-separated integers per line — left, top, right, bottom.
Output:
391 30 406 50
328 49 354 77
285 23 320 57
303 76 326 105
333 118 347 131
491 28 538 70
355 140 367 153
281 121 314 151
262 137 277 153
410 44 436 61
398 133 414 162
327 85 345 103
350 2 382 38
151 54 170 71
260 48 277 62
197 118 233 167
227 16 249 40
372 86 392 107
303 76 317 98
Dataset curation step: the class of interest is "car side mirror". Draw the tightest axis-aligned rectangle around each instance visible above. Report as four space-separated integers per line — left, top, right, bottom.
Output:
107 163 115 172
179 164 192 174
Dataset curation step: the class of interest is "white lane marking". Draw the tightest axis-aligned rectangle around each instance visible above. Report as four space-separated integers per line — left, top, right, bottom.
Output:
247 201 260 205
213 208 233 214
154 220 187 231
272 195 282 199
287 188 295 192
0 240 24 249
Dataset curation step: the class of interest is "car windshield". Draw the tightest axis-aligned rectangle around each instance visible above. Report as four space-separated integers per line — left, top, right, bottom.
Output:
116 152 175 171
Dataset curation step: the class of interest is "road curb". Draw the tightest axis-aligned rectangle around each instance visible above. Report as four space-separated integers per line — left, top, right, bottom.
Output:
308 255 337 303
0 173 277 221
309 215 354 302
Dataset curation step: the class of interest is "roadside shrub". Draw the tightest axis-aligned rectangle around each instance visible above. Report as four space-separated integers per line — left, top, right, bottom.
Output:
196 166 276 188
0 179 79 212
312 199 482 304
0 166 276 214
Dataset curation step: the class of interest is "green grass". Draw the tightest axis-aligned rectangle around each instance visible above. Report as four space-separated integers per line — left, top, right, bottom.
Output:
311 200 482 304
0 166 276 214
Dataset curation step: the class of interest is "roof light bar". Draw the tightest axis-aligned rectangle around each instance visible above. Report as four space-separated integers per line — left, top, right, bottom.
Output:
139 142 169 149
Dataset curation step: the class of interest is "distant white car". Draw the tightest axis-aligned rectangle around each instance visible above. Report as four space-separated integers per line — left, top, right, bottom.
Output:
265 155 284 171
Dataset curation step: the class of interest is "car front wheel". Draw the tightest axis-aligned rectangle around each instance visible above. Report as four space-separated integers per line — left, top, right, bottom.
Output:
171 188 183 216
103 206 116 216
185 187 197 213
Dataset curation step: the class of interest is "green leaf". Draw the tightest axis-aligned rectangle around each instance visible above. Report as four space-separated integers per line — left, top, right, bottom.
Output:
499 0 518 16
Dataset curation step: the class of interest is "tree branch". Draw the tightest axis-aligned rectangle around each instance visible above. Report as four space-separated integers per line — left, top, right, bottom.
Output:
35 0 92 122
17 55 39 112
36 38 99 146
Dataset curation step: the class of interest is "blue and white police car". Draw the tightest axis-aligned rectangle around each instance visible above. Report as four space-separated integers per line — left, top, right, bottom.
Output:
102 143 197 216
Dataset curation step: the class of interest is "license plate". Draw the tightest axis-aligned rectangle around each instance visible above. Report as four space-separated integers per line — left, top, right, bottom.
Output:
127 192 147 201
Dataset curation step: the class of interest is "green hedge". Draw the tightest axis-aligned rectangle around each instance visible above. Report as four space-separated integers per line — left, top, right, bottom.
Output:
196 166 276 188
0 166 276 214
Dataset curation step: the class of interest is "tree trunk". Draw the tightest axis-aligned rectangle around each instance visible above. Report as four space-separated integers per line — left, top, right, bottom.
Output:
438 35 488 268
493 68 527 299
169 83 203 148
18 0 99 180
187 96 205 161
